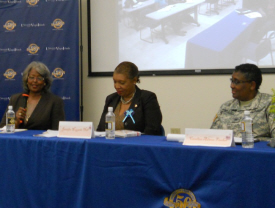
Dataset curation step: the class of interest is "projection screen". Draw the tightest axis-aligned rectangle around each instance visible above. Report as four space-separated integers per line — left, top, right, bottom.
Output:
88 0 275 76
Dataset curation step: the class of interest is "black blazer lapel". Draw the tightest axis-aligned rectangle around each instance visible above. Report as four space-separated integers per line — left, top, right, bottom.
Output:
129 86 141 113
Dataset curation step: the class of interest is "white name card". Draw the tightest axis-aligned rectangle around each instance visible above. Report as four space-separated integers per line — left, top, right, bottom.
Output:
58 121 95 139
183 128 235 147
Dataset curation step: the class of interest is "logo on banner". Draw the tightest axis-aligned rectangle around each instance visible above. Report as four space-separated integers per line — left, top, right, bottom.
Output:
163 189 201 208
51 19 65 29
61 96 71 100
3 69 17 79
0 97 10 101
3 20 16 31
21 23 45 28
26 0 39 6
52 68 65 78
46 46 70 51
27 43 40 54
0 1 20 8
0 48 21 52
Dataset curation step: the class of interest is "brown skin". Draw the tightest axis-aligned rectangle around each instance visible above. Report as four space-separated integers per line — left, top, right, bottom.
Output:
230 71 257 101
113 72 137 116
15 68 45 128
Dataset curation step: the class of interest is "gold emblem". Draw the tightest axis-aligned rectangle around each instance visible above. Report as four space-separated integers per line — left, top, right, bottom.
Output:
27 43 40 54
51 19 65 29
163 189 201 208
52 68 65 78
3 20 16 31
26 0 39 6
3 69 17 79
10 118 15 124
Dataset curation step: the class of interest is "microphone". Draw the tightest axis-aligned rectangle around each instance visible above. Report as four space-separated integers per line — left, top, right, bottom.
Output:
20 94 29 124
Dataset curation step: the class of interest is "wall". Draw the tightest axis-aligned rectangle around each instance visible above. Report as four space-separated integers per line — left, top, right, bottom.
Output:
81 0 275 134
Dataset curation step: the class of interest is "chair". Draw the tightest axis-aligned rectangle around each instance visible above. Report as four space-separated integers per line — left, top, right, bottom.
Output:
268 31 275 52
160 125 165 136
201 0 219 16
139 8 161 43
239 32 274 65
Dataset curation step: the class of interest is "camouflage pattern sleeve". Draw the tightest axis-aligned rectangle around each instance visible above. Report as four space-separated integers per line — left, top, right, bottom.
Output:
267 104 275 138
210 112 220 129
250 93 274 140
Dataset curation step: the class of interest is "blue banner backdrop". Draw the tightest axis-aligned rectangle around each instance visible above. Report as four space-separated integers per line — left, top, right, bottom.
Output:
0 0 79 121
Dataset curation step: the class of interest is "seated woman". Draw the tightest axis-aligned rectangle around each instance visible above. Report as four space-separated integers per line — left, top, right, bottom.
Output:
211 63 275 140
0 61 65 130
97 61 163 135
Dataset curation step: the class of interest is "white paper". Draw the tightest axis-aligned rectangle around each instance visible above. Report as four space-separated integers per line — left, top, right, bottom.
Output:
157 5 175 12
133 2 143 8
33 130 59 137
234 136 258 144
0 126 28 133
245 12 262 18
115 130 141 138
234 137 242 143
95 131 106 137
166 133 185 142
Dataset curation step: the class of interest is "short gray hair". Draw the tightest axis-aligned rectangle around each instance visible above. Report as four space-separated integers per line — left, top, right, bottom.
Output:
22 61 53 93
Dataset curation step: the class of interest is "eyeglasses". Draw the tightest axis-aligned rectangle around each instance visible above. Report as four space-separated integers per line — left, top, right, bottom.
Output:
230 78 251 85
28 76 44 82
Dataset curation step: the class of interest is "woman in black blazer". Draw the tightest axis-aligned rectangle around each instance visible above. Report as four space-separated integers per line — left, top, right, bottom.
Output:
0 61 65 130
97 61 162 135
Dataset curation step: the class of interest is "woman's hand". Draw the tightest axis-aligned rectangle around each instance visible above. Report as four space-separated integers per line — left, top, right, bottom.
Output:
15 107 26 128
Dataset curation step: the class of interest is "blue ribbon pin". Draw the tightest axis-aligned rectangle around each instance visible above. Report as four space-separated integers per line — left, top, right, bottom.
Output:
123 109 135 124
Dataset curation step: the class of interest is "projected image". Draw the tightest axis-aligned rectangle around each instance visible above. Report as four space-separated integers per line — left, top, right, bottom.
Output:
118 0 275 71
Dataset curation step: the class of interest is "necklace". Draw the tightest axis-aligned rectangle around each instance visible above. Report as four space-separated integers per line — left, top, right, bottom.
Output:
25 115 31 122
120 90 136 105
25 95 42 122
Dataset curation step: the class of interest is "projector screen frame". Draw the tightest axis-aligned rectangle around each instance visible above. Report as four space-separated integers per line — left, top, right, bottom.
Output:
87 0 275 77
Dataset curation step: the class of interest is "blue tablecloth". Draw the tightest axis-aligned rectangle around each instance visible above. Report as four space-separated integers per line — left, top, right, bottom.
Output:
0 130 274 207
185 11 257 69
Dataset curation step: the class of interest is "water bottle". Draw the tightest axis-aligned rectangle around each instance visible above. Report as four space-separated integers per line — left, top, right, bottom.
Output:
6 105 15 133
241 111 254 148
105 107 115 139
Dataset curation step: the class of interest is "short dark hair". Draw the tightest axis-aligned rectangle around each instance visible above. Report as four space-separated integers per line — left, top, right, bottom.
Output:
114 61 140 83
234 63 262 91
